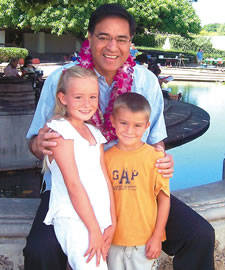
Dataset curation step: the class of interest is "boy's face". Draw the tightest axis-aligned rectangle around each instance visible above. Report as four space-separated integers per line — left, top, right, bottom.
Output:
110 107 150 151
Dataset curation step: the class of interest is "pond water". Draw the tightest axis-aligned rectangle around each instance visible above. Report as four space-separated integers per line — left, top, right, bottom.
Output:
167 81 225 191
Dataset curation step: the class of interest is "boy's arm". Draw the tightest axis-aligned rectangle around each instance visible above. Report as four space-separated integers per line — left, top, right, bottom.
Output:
145 190 170 259
50 137 104 266
100 145 116 256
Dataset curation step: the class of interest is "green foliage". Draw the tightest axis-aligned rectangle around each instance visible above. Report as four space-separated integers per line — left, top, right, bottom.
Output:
0 0 201 38
218 24 225 34
169 35 225 59
202 23 225 35
133 34 166 48
16 0 88 14
202 23 221 33
169 35 212 53
0 47 28 62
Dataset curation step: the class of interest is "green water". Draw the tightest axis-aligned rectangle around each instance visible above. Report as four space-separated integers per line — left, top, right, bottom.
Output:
167 81 225 191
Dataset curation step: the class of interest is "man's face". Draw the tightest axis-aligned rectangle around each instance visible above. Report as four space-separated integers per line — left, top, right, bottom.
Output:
88 17 131 81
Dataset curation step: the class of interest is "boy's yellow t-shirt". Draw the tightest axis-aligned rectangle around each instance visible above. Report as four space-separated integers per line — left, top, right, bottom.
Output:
104 143 170 246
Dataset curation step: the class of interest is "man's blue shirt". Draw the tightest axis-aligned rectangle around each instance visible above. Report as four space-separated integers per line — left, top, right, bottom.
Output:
27 62 167 191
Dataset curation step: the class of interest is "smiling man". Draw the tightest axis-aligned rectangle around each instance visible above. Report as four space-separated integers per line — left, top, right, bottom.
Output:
23 4 215 270
89 17 131 85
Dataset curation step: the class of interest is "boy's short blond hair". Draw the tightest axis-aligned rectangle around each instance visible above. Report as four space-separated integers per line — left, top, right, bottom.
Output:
113 92 151 121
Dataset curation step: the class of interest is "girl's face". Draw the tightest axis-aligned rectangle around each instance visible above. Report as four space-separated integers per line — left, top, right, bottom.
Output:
58 76 99 124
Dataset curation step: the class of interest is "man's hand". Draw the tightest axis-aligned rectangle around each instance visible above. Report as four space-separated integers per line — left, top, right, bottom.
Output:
29 124 61 159
154 145 174 178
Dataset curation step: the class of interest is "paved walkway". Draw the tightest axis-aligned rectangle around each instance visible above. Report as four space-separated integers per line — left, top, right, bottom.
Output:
1 61 224 81
38 62 225 82
161 66 225 82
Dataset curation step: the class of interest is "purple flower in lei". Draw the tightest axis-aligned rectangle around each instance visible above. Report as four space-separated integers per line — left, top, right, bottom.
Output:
78 40 136 142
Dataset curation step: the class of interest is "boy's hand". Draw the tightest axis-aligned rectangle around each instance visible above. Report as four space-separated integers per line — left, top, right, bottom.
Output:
155 146 174 178
103 225 116 257
145 235 162 259
84 229 105 266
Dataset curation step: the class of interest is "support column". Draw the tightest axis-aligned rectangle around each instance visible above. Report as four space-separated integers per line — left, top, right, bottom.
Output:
0 30 5 46
37 32 45 54
75 39 81 52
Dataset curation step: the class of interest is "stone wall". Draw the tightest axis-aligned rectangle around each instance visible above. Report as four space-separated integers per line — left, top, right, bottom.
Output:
159 180 225 270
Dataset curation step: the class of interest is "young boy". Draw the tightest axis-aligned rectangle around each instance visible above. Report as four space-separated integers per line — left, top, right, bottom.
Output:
104 92 170 270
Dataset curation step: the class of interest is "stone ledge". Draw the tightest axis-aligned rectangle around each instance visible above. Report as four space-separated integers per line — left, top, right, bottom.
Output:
0 181 225 269
172 180 225 222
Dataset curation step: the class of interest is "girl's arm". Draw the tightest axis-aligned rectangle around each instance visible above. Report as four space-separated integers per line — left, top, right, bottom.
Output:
99 144 117 256
50 137 104 266
145 190 170 259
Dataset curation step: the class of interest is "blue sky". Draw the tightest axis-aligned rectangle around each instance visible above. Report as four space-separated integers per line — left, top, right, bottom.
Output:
192 0 225 26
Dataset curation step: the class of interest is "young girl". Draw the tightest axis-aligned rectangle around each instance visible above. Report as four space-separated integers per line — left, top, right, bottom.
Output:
43 66 116 270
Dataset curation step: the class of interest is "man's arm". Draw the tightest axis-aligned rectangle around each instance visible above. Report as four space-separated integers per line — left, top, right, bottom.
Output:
27 62 76 159
136 67 174 178
28 125 61 160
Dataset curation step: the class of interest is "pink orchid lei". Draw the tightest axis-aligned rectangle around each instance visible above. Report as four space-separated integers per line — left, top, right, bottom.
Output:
78 40 136 142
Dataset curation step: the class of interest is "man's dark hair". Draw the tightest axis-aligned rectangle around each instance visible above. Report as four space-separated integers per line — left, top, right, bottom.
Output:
88 3 136 37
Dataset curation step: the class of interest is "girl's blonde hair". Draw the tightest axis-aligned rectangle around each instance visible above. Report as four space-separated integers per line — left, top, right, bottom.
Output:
54 66 98 118
42 66 98 173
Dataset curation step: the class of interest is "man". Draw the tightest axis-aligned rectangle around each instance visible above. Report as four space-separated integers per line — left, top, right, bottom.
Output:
196 49 204 65
130 43 139 58
4 57 20 77
24 4 215 270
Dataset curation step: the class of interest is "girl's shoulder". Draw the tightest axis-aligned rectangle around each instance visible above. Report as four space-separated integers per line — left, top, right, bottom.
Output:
85 123 107 145
47 118 76 140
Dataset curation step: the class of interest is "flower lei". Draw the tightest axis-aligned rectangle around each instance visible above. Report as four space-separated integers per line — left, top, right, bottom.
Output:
78 40 136 142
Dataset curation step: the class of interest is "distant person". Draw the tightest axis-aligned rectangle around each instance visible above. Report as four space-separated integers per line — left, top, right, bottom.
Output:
129 43 139 58
43 66 116 269
196 49 204 65
4 58 20 77
148 63 170 99
105 92 170 270
148 63 182 101
21 55 43 78
71 51 80 62
21 55 35 76
21 55 44 90
135 53 149 66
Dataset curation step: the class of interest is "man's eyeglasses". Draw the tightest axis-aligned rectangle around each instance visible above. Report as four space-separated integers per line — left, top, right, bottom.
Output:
93 33 131 45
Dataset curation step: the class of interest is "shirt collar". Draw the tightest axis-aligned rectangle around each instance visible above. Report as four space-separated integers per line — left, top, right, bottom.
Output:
94 68 115 88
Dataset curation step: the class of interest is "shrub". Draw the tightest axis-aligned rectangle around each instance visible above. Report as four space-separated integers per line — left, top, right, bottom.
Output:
133 34 166 48
0 47 28 63
169 35 225 59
